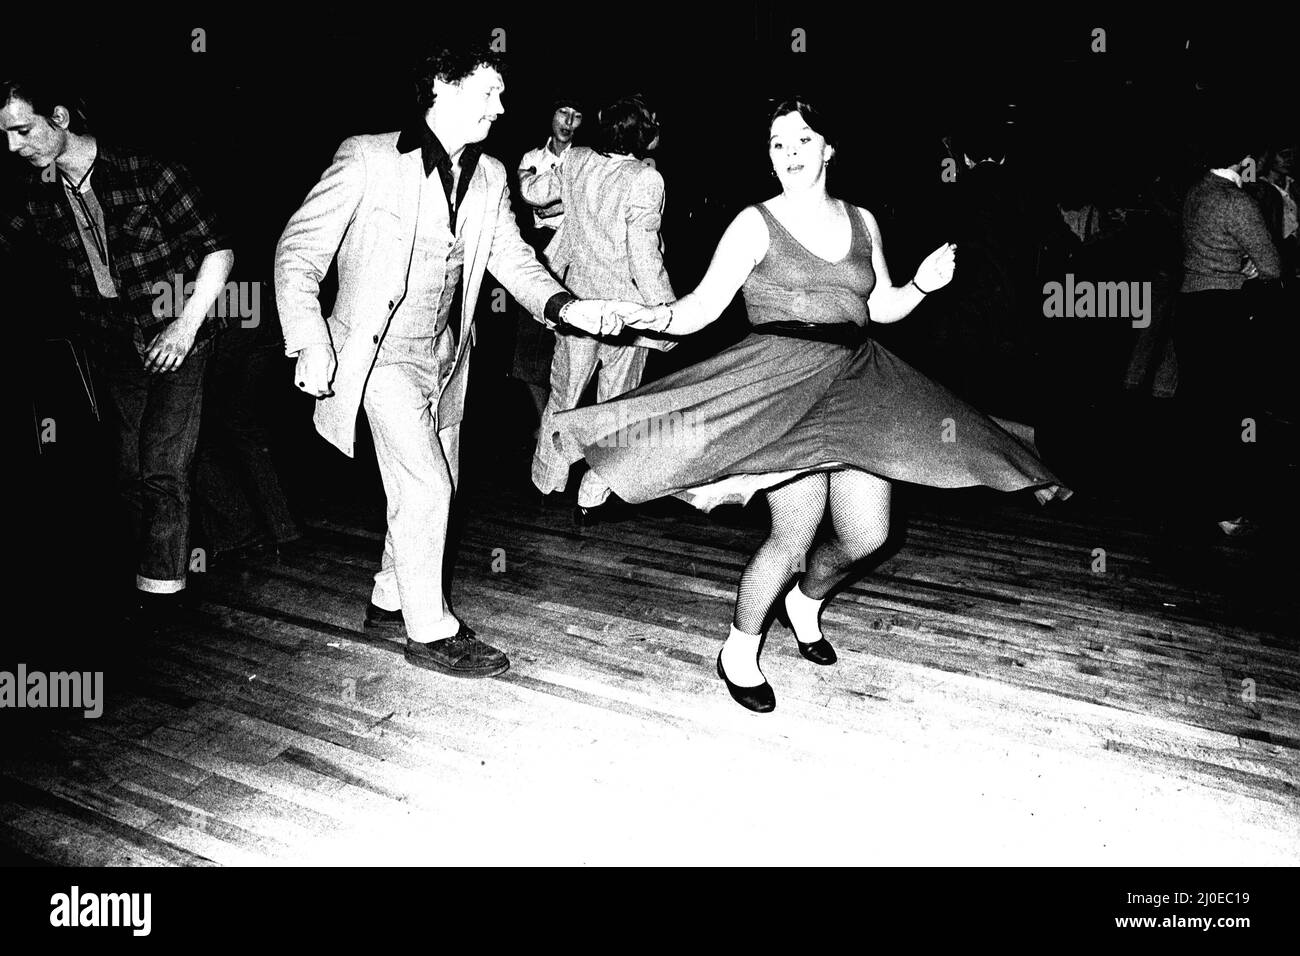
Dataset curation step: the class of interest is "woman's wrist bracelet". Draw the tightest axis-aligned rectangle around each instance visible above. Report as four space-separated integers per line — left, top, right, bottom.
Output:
910 277 934 295
661 304 674 331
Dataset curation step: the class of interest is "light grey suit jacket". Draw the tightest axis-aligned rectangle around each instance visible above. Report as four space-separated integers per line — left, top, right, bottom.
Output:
276 132 564 456
522 146 675 350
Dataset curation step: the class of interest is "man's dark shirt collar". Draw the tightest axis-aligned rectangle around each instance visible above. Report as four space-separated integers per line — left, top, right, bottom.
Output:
397 117 482 227
396 117 481 181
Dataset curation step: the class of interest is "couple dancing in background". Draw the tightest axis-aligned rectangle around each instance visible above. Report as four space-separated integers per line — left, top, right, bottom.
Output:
520 94 676 520
552 98 1070 712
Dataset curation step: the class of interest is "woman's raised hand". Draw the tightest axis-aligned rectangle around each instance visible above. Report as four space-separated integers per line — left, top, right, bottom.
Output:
914 242 957 293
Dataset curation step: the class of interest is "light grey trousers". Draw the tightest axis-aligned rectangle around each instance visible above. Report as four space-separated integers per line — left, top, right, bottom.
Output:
363 332 463 642
531 332 649 507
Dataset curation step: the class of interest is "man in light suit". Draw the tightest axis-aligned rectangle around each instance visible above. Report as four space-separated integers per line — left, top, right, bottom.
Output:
275 43 629 677
521 96 675 520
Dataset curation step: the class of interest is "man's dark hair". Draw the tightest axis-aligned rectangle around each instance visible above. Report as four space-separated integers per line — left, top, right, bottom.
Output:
0 77 90 133
1200 130 1261 170
595 95 659 158
1191 97 1263 170
552 95 584 115
412 42 506 111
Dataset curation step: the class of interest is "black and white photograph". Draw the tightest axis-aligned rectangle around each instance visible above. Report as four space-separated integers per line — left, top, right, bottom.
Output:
2 3 1296 927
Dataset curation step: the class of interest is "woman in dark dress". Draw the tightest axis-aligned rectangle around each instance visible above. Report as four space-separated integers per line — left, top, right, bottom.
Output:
553 99 1070 712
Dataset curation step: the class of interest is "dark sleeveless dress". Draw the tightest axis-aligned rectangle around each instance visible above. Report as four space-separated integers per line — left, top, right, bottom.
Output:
550 201 1071 512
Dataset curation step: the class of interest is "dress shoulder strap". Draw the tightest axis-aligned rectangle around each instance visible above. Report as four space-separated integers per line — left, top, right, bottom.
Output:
847 202 874 257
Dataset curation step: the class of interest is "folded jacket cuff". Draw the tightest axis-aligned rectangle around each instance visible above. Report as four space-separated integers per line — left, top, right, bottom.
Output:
544 292 576 327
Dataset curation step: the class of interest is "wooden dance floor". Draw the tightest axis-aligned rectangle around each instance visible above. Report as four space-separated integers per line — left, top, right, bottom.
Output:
5 451 1298 865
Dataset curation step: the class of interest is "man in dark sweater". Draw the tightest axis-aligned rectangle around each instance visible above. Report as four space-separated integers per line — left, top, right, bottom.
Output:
1176 137 1281 536
1243 146 1297 425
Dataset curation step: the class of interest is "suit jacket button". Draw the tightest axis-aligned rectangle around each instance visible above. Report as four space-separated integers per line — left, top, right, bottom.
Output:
372 335 379 343
388 300 395 309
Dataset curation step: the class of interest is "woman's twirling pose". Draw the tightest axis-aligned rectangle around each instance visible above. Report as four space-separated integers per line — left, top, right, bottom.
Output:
552 99 1071 712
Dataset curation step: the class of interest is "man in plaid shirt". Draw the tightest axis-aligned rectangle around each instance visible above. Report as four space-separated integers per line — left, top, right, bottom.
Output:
2 77 234 616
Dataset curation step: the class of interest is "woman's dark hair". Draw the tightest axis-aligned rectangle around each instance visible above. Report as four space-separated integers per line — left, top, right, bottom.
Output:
594 96 660 159
412 42 507 112
767 97 838 155
0 77 90 133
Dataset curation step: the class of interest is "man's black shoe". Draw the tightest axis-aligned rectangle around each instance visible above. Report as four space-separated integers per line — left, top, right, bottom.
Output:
404 623 509 678
364 602 405 630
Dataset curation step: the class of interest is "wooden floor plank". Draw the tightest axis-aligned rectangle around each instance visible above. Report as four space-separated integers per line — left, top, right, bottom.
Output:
6 469 1297 864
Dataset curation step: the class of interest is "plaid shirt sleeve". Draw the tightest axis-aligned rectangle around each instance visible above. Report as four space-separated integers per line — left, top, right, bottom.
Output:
0 202 30 258
149 158 232 272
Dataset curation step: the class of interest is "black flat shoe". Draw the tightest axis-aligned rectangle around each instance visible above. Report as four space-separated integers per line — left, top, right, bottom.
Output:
573 498 632 528
775 603 837 665
716 652 775 713
405 623 510 678
364 602 405 630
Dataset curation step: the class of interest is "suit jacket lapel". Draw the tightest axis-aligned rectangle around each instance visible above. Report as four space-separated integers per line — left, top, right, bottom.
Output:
457 165 489 349
398 150 424 272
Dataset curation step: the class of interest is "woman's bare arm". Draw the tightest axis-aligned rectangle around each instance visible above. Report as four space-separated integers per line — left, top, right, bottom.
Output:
627 206 769 334
860 206 927 324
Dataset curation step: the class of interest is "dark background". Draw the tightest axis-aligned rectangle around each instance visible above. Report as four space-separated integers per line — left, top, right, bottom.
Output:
9 9 1294 280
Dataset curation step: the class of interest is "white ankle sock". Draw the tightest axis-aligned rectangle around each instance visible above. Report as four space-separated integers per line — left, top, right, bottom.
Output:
720 625 765 687
785 583 825 644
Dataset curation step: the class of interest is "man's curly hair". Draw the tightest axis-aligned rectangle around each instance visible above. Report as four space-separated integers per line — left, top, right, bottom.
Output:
412 42 506 111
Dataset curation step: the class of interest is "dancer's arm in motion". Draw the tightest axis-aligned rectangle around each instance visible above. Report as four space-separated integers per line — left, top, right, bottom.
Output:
857 206 956 324
626 169 674 305
623 206 769 334
276 137 366 396
519 157 563 209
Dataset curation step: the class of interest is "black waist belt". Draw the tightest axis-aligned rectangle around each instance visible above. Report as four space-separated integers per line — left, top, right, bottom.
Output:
750 321 867 346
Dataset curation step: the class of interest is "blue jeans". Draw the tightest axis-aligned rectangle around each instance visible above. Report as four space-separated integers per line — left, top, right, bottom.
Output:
96 331 209 592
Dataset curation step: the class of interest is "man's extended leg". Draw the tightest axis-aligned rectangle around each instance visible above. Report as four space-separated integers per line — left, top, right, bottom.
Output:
365 337 458 642
364 336 506 676
576 343 649 509
531 333 601 494
135 343 209 595
98 337 149 585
